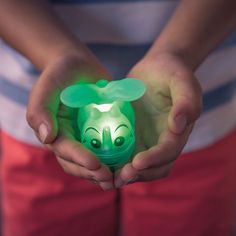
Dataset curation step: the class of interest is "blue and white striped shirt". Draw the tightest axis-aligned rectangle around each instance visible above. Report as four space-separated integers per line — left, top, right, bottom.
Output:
0 0 235 152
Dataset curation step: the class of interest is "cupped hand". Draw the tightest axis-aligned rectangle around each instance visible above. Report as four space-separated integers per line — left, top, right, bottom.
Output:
26 52 114 190
115 52 203 187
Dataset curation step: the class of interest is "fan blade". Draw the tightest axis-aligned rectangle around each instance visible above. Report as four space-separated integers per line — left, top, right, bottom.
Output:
105 78 146 102
60 84 99 108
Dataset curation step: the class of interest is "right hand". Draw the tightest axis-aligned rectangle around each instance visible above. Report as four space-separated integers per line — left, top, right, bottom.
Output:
26 51 114 191
115 52 202 187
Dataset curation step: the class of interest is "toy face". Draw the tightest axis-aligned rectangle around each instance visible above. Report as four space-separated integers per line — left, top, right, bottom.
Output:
82 119 134 154
60 78 146 170
79 104 135 168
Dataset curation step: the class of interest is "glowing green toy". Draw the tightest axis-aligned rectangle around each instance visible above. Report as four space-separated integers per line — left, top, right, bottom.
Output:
60 78 146 171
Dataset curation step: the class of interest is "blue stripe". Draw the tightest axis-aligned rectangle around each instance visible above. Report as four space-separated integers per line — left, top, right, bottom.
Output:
2 29 236 77
7 38 236 78
1 43 151 77
1 76 236 113
219 30 236 51
88 30 236 76
202 79 236 112
89 44 150 78
0 78 29 105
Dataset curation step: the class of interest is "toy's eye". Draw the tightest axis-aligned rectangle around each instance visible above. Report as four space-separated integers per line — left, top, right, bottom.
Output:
90 139 101 148
114 136 125 146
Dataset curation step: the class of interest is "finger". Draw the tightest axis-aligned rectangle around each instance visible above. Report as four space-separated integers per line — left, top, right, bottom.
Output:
115 162 173 188
132 124 193 170
168 72 202 134
99 181 115 191
90 179 115 191
135 163 173 182
56 156 113 182
114 163 137 188
27 71 61 144
49 135 101 170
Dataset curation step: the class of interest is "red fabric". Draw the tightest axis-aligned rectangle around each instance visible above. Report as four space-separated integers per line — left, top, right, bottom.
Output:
121 129 236 236
0 131 118 236
1 129 236 236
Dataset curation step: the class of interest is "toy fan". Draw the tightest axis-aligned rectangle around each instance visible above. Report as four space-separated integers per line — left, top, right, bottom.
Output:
60 78 146 171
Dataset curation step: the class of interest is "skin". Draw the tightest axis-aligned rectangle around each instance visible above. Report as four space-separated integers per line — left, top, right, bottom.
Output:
0 0 236 190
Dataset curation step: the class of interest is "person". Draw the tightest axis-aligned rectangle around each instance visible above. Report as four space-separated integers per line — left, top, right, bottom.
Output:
0 0 236 235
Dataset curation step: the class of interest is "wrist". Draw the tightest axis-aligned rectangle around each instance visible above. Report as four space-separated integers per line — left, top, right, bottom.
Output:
145 43 200 71
144 48 196 73
41 43 112 83
41 41 93 70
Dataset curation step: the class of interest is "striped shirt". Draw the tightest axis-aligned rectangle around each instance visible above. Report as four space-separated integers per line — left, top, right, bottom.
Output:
0 0 236 152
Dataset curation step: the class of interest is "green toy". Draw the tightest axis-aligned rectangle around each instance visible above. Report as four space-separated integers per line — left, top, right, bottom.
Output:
60 78 146 171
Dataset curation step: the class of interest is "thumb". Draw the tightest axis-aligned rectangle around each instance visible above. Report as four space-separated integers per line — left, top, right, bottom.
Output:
26 78 60 144
168 73 203 134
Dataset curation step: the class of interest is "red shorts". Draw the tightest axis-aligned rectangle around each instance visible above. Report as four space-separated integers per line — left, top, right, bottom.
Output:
1 129 236 236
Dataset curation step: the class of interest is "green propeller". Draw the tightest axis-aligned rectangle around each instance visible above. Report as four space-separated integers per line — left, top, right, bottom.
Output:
60 78 146 108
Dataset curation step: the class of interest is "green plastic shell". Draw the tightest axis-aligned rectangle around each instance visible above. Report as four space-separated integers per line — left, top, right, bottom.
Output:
60 78 146 171
79 101 135 171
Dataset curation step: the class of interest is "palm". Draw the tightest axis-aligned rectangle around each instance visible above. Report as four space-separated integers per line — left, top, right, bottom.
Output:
114 54 202 185
130 58 178 154
128 54 202 157
28 55 115 190
134 80 171 152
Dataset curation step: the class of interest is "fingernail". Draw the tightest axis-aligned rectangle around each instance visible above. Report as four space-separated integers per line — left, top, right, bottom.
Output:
38 123 48 143
100 182 114 191
126 176 138 184
174 114 187 133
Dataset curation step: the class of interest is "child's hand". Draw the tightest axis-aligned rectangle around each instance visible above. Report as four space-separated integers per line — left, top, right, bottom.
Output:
115 52 202 187
26 53 114 191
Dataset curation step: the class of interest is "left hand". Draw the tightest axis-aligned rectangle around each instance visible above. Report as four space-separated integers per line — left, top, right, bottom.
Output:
27 53 114 191
115 52 203 187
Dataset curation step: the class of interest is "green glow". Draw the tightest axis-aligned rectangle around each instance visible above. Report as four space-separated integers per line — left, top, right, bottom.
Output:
95 104 113 112
60 78 146 171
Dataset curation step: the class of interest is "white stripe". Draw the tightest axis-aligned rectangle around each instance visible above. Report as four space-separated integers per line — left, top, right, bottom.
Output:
54 1 178 44
196 46 236 92
183 95 236 153
0 43 37 90
0 95 42 146
1 94 235 151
